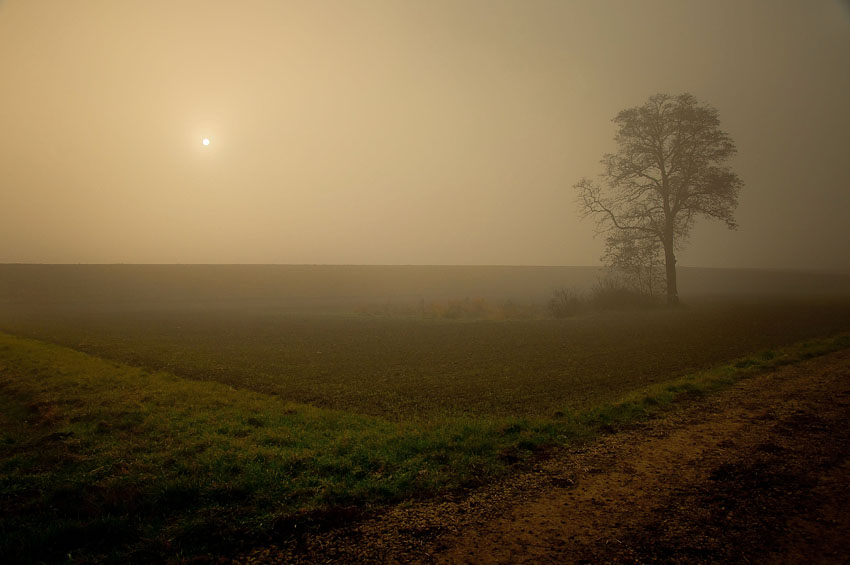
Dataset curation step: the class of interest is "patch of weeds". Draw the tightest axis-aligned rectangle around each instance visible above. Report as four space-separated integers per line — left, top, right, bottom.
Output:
258 435 295 448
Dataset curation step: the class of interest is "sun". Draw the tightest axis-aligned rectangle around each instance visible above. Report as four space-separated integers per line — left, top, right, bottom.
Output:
202 138 210 146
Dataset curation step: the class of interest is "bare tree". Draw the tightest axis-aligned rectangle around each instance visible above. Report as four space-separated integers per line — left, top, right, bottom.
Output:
576 93 743 305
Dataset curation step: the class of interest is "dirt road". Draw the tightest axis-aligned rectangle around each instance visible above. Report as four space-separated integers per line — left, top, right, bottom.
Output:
242 348 850 564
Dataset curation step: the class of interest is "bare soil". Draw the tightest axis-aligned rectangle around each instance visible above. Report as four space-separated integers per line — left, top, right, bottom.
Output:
6 300 850 419
239 347 850 564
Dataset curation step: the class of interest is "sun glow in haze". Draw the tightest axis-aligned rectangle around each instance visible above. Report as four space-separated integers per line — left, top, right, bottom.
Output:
1 2 849 268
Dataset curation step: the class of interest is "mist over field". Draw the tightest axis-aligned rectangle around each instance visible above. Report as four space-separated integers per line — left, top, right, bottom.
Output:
3 264 849 310
2 264 849 417
2 0 850 562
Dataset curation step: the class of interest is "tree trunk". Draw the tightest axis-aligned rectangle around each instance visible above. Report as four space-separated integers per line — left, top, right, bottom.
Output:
663 239 679 306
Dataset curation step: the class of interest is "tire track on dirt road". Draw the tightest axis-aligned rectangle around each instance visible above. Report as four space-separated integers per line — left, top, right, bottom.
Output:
432 348 850 564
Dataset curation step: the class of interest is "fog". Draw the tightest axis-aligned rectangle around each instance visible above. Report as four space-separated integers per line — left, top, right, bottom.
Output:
1 0 848 270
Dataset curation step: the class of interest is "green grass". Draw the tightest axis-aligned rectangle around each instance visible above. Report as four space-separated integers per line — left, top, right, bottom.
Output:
1 330 848 562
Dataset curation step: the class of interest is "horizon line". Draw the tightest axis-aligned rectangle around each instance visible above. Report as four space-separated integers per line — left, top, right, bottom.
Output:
0 262 848 275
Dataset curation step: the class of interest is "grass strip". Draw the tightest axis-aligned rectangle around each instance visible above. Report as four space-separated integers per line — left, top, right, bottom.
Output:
1 331 847 562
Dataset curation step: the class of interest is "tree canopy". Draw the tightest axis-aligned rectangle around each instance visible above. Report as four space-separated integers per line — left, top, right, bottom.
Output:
576 93 743 304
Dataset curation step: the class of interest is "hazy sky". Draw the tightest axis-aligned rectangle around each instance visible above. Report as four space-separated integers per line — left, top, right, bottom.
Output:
1 1 848 269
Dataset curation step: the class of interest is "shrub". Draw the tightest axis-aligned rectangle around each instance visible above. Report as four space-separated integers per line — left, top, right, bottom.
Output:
548 287 583 318
590 276 658 310
356 298 541 320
